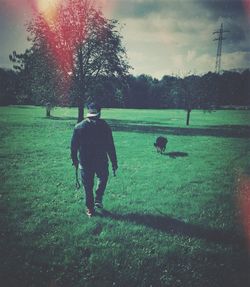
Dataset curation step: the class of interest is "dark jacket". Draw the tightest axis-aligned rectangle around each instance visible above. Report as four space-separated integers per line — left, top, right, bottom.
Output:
71 118 117 169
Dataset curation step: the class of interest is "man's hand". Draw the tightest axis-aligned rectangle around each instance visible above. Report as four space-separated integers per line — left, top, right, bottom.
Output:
112 163 118 176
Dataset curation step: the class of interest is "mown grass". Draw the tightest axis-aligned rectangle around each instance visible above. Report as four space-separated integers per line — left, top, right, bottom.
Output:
0 106 250 287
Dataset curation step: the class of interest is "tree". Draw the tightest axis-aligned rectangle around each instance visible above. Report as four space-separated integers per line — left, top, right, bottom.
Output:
200 72 220 108
86 75 117 107
241 69 250 106
27 0 130 122
29 44 60 117
182 75 202 126
10 44 60 117
161 75 180 108
9 50 33 105
0 68 18 106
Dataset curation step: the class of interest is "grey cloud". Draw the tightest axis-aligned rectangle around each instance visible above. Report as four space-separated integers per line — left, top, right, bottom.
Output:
112 0 163 18
113 0 197 19
113 0 246 20
199 0 245 19
0 54 11 68
227 23 246 42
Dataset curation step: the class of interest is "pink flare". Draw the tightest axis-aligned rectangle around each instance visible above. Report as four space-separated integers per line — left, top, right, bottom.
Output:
243 0 250 19
237 174 250 250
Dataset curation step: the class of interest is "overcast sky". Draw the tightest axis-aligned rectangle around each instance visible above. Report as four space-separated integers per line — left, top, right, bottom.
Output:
0 0 250 79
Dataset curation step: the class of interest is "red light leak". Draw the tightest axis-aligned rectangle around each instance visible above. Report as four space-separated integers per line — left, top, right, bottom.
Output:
29 1 74 75
26 0 116 76
4 0 115 104
28 0 90 101
243 0 250 20
26 0 114 102
237 174 250 250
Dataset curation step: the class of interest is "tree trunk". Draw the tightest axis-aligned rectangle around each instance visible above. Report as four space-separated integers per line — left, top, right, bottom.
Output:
46 106 51 118
77 48 84 123
77 105 84 123
186 109 191 126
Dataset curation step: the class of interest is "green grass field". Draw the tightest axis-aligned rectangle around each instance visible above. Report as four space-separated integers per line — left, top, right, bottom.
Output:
1 106 250 287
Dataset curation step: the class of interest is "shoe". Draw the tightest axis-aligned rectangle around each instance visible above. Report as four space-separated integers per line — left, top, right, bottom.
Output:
86 208 95 217
95 201 103 209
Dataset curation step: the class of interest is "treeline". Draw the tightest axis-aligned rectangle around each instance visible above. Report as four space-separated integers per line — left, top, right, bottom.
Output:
88 71 250 109
0 67 250 109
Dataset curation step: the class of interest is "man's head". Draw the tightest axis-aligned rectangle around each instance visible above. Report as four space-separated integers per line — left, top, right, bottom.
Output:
86 102 101 118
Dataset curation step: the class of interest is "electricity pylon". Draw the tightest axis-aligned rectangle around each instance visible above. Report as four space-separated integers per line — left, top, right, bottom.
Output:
213 23 229 74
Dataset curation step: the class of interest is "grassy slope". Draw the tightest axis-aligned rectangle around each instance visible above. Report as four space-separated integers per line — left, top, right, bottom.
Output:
0 106 250 287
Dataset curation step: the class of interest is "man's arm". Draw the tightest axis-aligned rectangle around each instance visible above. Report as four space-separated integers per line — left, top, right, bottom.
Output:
71 128 80 167
106 125 118 174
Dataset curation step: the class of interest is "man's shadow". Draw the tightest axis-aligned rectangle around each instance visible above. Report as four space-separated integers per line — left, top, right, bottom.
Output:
163 151 189 158
97 210 244 246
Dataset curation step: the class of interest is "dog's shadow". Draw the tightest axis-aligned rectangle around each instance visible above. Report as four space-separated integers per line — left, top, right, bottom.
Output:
163 151 188 158
98 210 243 246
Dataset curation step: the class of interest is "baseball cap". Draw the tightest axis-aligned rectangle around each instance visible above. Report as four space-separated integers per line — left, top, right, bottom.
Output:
86 102 101 118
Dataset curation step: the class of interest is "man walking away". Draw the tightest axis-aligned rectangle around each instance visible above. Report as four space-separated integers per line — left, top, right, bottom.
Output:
71 102 118 217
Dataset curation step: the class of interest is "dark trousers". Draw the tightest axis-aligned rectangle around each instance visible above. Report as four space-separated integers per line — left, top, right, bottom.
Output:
80 165 109 210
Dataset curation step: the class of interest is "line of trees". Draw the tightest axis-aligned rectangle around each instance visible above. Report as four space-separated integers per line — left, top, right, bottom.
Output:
1 67 249 109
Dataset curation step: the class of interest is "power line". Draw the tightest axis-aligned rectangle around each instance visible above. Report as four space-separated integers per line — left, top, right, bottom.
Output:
213 23 229 74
